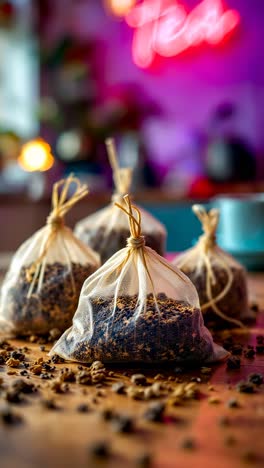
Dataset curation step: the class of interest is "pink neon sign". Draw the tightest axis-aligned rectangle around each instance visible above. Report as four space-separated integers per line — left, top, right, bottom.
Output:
125 0 240 68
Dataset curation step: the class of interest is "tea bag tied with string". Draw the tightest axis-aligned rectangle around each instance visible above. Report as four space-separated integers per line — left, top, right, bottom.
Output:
51 195 227 364
0 175 100 337
74 138 167 263
173 204 252 329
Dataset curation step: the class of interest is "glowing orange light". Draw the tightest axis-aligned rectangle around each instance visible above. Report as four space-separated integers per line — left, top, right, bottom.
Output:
105 0 136 17
18 138 54 172
126 0 240 68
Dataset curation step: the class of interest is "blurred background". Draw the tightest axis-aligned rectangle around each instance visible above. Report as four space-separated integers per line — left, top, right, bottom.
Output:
0 0 263 254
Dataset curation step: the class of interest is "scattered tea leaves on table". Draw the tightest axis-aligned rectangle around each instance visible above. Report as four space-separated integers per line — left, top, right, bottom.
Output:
131 374 147 386
136 452 152 468
143 402 165 422
76 403 90 413
236 381 255 394
181 437 196 450
227 356 241 370
248 373 263 386
112 382 126 394
110 414 134 433
89 441 110 458
6 358 20 368
0 405 23 425
227 398 240 408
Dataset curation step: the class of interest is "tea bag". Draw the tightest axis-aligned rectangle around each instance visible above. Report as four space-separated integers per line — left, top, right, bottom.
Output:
51 195 227 364
173 205 252 328
74 138 166 263
0 176 100 337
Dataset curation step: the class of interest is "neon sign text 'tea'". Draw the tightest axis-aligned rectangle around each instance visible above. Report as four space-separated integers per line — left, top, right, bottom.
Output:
125 0 240 67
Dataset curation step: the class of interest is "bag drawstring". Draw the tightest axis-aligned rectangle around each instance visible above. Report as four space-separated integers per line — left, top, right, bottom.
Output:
115 195 187 292
27 175 88 298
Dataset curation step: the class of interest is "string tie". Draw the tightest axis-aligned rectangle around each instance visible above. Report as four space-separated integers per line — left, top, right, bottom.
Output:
47 215 64 230
127 236 145 249
26 174 88 298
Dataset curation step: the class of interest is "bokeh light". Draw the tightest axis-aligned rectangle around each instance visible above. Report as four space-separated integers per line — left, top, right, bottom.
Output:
105 0 136 17
18 138 54 172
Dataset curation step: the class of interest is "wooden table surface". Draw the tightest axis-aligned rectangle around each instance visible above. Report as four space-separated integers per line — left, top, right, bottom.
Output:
0 273 263 468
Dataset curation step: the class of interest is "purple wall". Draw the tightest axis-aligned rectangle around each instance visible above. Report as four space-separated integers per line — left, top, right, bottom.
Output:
45 0 264 174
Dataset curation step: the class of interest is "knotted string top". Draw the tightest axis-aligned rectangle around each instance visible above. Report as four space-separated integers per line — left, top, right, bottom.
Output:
115 194 145 249
105 138 133 202
47 175 88 229
115 194 187 297
26 175 88 297
193 204 219 253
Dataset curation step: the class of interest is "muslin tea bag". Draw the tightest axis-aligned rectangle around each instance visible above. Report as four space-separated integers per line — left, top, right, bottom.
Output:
0 175 100 337
51 195 227 364
74 138 166 263
173 205 252 328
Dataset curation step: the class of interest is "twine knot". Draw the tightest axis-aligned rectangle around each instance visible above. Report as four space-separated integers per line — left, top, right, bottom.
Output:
126 235 145 249
26 175 88 299
192 204 219 253
115 194 146 251
111 193 124 203
47 215 64 230
198 232 216 253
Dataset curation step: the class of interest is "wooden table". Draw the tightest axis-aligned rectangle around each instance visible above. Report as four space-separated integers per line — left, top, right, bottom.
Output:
0 274 264 468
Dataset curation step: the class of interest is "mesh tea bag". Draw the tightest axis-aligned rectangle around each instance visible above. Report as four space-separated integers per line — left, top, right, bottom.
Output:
74 139 166 263
51 195 227 364
0 176 100 337
173 205 252 328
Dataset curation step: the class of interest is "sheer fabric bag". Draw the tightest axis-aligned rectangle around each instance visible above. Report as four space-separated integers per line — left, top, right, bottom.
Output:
0 176 100 336
74 139 166 263
173 205 252 328
52 196 227 364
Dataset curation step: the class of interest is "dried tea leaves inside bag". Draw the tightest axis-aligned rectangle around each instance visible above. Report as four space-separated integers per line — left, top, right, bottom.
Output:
173 205 252 329
0 176 100 336
51 195 227 364
74 138 166 263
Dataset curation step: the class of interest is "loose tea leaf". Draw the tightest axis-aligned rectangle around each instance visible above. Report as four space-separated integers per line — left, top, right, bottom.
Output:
244 348 255 359
136 453 152 468
111 382 126 394
131 374 148 386
76 403 90 413
143 402 165 422
236 381 255 394
181 438 196 450
110 414 134 433
89 441 110 458
11 379 36 394
0 406 23 425
6 358 20 368
248 373 263 385
226 356 241 370
40 399 58 410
